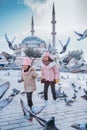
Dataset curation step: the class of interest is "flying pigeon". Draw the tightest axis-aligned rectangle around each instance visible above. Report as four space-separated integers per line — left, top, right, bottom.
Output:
71 123 87 130
59 37 70 54
64 97 75 106
0 97 13 109
74 29 87 41
30 112 59 130
0 82 10 99
20 99 46 121
4 33 16 50
2 51 16 63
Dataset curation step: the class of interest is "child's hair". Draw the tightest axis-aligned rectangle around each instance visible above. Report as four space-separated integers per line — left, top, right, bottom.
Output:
48 57 54 62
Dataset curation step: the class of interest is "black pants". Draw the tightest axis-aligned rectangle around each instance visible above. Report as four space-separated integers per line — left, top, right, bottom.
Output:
26 92 33 108
44 81 56 100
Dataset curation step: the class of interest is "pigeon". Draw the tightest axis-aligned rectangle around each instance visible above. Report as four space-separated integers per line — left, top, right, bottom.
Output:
30 112 59 130
74 29 87 41
38 91 44 95
73 88 78 93
4 33 16 50
78 86 81 90
71 83 77 88
20 99 46 121
72 93 77 100
71 123 87 130
2 51 16 63
9 88 20 97
0 82 10 99
81 88 87 100
20 91 26 95
0 97 13 109
56 90 68 99
81 95 87 100
83 88 87 95
59 37 70 54
64 97 75 106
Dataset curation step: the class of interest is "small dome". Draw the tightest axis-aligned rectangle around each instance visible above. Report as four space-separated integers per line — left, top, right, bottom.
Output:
20 36 46 48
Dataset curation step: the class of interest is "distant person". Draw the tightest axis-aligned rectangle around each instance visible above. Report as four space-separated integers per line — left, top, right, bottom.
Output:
18 57 38 109
41 52 60 104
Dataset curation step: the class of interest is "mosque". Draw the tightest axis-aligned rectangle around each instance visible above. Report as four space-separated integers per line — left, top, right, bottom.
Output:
14 2 57 57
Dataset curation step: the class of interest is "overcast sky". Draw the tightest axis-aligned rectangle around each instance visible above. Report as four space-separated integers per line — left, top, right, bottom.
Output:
0 0 87 60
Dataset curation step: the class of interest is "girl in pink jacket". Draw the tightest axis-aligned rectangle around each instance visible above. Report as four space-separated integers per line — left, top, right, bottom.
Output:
41 52 60 103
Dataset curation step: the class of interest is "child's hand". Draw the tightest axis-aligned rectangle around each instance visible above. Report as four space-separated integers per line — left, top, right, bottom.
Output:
41 78 46 83
55 79 60 83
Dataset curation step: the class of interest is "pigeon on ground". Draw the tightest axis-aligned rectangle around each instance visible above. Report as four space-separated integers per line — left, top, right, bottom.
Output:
83 88 87 95
0 97 13 109
38 91 44 95
9 88 20 97
72 93 77 100
74 29 87 41
20 99 46 121
56 90 68 99
0 82 10 99
4 33 16 50
71 123 87 130
81 88 87 100
64 97 75 106
59 37 70 54
30 112 59 130
71 83 77 88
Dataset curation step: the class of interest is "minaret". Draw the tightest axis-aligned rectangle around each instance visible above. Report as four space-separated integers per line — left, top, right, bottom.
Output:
51 3 56 49
31 16 35 36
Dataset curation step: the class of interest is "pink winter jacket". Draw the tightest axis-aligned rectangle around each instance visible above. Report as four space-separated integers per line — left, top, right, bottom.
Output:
41 62 60 81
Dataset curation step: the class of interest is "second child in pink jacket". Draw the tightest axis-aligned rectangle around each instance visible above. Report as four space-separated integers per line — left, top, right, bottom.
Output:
41 52 60 103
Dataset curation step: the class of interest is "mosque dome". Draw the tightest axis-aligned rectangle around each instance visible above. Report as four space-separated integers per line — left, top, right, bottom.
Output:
19 36 46 48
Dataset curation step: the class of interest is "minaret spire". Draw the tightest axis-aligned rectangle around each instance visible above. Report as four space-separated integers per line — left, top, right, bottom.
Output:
31 16 35 36
51 2 56 50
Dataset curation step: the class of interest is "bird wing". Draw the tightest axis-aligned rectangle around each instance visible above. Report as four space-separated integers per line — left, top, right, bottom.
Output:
32 105 46 115
83 88 87 95
83 29 87 36
0 82 10 99
2 51 13 62
59 40 64 47
4 34 15 50
71 124 80 129
74 31 83 37
4 33 10 43
65 37 70 47
60 49 65 54
12 36 16 44
0 97 13 109
30 112 46 127
20 99 31 119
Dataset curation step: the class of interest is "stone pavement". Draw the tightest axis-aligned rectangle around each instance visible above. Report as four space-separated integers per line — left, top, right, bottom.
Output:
0 70 87 130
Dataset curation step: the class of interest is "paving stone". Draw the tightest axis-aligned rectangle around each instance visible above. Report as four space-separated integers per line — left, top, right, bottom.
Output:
0 70 87 130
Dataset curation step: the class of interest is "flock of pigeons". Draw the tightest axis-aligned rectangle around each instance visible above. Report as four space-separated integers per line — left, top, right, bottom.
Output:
1 29 87 63
0 29 87 129
59 29 87 54
0 75 87 130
